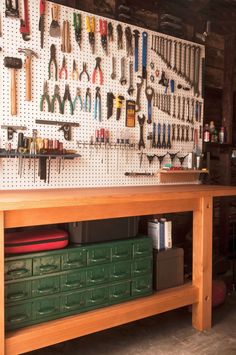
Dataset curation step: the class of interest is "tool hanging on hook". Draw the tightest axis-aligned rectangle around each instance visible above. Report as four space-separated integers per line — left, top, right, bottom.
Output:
20 0 30 41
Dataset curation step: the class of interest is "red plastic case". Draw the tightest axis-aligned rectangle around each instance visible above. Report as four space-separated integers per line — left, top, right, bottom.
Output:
5 229 69 254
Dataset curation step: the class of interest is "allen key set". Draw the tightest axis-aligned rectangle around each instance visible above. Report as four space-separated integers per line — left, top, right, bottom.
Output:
1 0 204 189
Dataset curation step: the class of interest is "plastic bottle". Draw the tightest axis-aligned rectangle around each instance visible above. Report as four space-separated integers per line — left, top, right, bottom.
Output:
209 121 215 142
203 124 210 142
219 127 225 144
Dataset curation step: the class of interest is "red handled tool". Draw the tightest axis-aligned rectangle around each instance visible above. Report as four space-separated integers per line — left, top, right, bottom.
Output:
92 57 103 85
99 19 108 54
20 0 30 41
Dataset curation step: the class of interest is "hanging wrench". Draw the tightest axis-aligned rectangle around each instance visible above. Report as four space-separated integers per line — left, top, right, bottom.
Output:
127 61 134 96
145 86 154 124
135 75 144 112
194 47 201 97
138 115 146 150
20 0 30 41
120 57 127 85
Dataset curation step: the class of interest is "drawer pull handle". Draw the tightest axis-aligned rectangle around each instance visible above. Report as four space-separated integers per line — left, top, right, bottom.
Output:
64 302 83 310
8 314 28 323
38 287 55 294
7 268 29 276
7 292 26 300
91 257 108 263
90 296 105 303
39 265 57 273
112 272 127 278
65 281 81 288
38 307 56 315
89 276 106 283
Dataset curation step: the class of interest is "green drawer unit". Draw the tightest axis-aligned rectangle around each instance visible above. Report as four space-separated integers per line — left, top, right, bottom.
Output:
5 302 32 330
61 248 87 270
133 238 152 259
86 285 109 309
5 258 32 281
111 242 132 262
86 264 110 286
60 269 86 292
32 275 60 298
109 280 131 304
61 290 87 314
131 274 153 297
33 255 61 276
5 280 32 303
33 295 60 320
87 245 111 266
131 257 152 278
110 260 131 282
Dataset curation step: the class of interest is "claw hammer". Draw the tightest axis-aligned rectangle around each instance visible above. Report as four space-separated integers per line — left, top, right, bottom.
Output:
18 48 38 101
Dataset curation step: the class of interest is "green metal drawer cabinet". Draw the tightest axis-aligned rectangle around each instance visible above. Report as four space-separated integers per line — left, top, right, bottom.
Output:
5 236 153 330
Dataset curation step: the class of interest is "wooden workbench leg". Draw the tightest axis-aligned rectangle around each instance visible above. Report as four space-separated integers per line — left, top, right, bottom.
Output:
0 211 5 354
192 197 213 331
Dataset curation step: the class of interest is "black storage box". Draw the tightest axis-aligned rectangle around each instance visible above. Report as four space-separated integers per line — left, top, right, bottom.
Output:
153 247 184 291
68 217 139 244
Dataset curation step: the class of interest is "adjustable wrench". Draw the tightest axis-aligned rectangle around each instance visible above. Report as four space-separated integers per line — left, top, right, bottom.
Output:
194 47 201 97
20 0 30 41
135 75 144 112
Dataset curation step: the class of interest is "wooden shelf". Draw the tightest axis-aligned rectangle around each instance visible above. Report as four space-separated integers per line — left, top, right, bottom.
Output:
5 283 198 355
157 170 209 183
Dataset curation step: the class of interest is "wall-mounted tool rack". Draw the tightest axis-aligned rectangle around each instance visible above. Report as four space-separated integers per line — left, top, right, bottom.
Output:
0 0 204 189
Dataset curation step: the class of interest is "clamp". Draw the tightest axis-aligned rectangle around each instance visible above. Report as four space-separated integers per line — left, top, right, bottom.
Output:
48 44 57 80
59 55 68 80
79 62 90 82
73 87 83 111
94 87 101 121
92 57 103 85
40 81 51 112
62 84 74 115
84 88 91 112
51 85 63 114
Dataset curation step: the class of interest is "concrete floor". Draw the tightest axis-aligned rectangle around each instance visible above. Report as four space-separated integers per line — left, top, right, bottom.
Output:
29 292 236 355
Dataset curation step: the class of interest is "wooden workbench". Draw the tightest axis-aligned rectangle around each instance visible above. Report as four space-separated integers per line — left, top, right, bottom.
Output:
1 184 236 355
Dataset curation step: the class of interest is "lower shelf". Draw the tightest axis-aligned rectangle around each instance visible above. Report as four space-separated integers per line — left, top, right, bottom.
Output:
158 170 209 184
6 282 198 355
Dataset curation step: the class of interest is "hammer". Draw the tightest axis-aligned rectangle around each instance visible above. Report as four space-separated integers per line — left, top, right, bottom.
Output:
18 48 38 101
4 57 23 116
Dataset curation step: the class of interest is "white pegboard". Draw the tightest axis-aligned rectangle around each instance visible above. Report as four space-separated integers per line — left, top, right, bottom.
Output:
0 0 205 189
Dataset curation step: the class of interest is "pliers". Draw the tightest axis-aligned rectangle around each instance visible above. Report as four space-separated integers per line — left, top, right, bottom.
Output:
79 62 90 81
84 88 91 112
73 13 82 48
92 57 103 85
94 87 101 121
40 81 51 112
59 55 68 80
73 87 83 112
61 84 74 115
86 15 95 54
72 59 79 80
48 44 57 81
51 84 63 114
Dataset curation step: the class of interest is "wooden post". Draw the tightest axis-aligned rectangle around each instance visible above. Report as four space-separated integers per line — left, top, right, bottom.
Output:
0 211 5 355
192 197 213 330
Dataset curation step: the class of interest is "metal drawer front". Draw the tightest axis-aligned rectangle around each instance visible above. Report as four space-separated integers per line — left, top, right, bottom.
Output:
5 281 32 303
110 261 131 282
33 255 61 276
111 244 132 262
86 286 109 308
61 290 87 313
87 246 111 266
86 265 110 286
33 296 60 319
109 281 131 304
5 259 32 281
131 275 153 297
32 275 60 297
61 249 87 270
133 239 152 259
60 270 86 292
132 258 152 277
5 302 32 330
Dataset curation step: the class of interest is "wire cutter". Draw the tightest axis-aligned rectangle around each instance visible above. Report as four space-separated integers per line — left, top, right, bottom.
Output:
84 88 91 112
72 59 79 81
48 44 57 81
79 62 90 81
73 13 82 48
99 19 108 54
86 15 95 54
40 81 51 112
51 84 63 114
73 87 83 111
92 57 103 85
59 55 68 80
94 87 101 121
62 84 74 115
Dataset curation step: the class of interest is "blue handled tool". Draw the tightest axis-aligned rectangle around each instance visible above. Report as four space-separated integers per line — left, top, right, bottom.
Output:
142 31 148 79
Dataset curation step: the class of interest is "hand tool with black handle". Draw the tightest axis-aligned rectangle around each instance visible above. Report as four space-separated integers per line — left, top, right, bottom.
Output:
162 123 167 149
40 81 51 112
92 57 103 85
138 115 145 150
62 84 74 115
152 122 156 148
133 29 140 72
49 3 60 37
107 92 115 119
48 44 57 80
1 125 27 140
157 123 162 148
116 95 125 120
147 154 155 167
35 120 80 141
108 22 113 41
166 123 171 149
73 13 82 48
39 0 46 48
18 48 38 101
5 0 19 17
125 26 133 56
156 153 167 169
145 86 154 124
4 57 22 116
94 87 101 121
20 0 30 41
117 24 123 49
135 75 143 112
